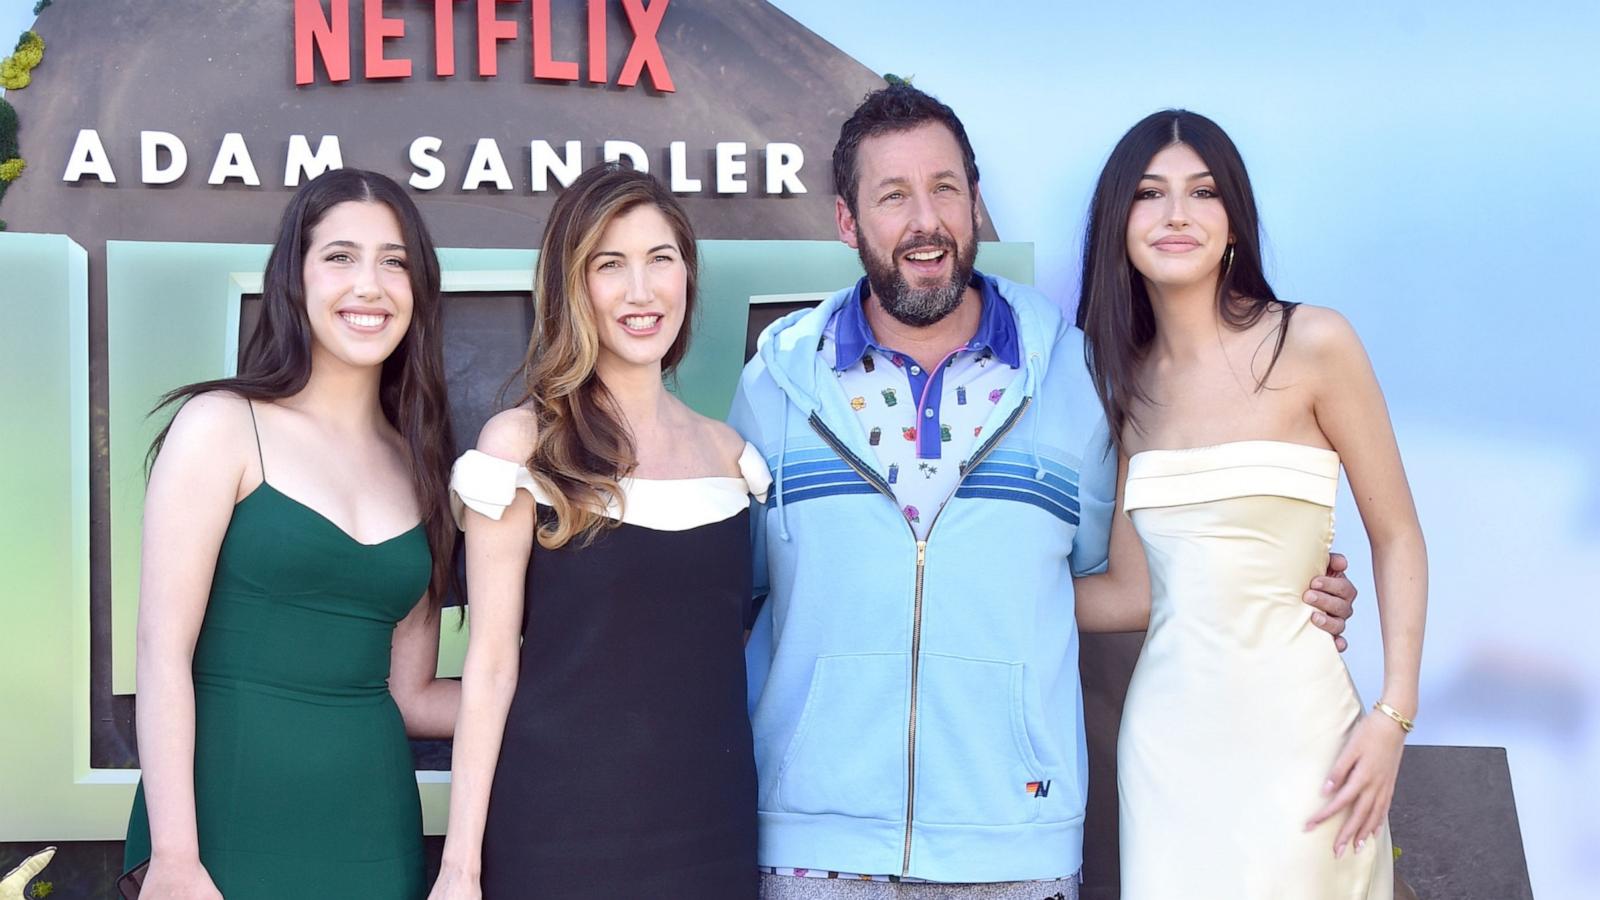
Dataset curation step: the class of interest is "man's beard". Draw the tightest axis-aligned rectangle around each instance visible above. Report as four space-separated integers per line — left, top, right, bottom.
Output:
859 218 980 328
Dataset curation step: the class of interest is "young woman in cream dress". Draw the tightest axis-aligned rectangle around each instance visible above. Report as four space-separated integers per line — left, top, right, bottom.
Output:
1077 111 1427 899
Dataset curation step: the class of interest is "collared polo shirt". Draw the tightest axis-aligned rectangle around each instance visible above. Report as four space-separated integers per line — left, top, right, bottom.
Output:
822 272 1023 539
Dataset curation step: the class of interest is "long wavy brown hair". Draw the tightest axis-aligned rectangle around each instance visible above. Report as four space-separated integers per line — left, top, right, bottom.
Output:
149 168 458 617
1076 110 1295 448
516 163 699 549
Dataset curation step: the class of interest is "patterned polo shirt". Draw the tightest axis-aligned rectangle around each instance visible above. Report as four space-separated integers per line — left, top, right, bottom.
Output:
824 272 1023 540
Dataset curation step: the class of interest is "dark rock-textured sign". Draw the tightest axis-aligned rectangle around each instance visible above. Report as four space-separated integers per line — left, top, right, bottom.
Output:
2 0 999 774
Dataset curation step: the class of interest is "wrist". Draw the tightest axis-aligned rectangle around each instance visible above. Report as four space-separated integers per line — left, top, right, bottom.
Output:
1372 699 1415 733
148 847 202 867
437 851 481 878
1377 688 1417 718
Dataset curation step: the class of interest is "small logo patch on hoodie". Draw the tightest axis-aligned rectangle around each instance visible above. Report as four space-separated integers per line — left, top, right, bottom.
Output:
1026 780 1051 798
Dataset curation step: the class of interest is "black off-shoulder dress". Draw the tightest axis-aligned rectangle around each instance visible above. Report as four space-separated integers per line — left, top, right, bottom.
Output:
450 446 769 899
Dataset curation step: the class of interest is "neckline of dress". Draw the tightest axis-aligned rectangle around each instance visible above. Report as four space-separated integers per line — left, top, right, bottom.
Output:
243 482 424 548
624 473 747 484
1128 438 1338 465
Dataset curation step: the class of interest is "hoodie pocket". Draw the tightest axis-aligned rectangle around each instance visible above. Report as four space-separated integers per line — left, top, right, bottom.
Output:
773 652 908 821
913 653 1051 826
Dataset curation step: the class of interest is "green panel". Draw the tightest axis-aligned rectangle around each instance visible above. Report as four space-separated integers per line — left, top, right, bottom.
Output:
106 242 274 694
0 233 129 839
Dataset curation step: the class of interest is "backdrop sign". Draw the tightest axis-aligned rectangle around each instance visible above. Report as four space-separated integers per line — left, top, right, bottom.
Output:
0 0 1012 855
55 1 820 197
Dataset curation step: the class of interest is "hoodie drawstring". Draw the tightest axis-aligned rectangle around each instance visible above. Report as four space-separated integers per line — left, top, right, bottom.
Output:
1027 353 1047 481
776 402 792 541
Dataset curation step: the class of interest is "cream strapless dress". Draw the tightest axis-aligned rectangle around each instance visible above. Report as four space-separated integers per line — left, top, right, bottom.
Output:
1117 441 1392 899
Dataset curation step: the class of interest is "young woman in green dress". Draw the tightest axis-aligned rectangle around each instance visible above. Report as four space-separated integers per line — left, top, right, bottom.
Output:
122 169 461 899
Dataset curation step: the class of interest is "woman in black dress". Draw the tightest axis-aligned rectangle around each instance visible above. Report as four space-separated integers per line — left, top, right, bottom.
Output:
428 163 765 899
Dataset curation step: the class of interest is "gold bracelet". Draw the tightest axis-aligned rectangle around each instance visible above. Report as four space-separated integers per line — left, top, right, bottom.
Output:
1373 701 1415 733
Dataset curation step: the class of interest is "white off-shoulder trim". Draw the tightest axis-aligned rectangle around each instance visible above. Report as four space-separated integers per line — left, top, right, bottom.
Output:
449 442 771 533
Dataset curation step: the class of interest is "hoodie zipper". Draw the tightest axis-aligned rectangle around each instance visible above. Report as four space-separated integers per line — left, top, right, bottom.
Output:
808 396 1033 876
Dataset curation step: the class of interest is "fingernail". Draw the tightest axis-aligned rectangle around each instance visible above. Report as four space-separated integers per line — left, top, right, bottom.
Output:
1313 613 1326 626
1323 779 1334 794
1356 839 1365 852
1313 578 1325 590
1335 843 1345 859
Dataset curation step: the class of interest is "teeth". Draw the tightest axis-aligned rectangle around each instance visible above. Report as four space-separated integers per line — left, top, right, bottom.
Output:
341 312 386 328
622 315 660 330
905 250 944 261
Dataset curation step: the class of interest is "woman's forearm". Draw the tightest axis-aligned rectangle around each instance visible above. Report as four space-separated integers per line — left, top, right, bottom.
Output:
1370 529 1428 717
396 677 462 739
134 650 202 860
436 653 519 871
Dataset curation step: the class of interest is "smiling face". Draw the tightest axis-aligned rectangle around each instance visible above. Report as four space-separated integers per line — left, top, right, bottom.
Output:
837 122 981 327
1125 142 1233 292
301 200 415 373
584 203 688 377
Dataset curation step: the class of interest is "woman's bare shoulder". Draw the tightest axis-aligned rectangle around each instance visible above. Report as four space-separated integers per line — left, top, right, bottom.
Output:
475 406 539 462
1280 304 1369 360
161 391 256 456
149 391 259 498
702 415 749 475
668 399 747 476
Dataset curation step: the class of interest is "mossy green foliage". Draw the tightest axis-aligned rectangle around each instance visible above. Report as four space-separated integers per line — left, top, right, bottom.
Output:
0 97 18 159
34 1 55 16
0 98 16 207
1 31 45 90
0 24 46 218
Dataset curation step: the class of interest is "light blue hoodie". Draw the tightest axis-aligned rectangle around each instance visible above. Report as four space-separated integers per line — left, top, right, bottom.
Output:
728 273 1117 882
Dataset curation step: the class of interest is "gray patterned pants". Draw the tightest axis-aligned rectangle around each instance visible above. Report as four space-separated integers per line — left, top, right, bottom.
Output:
758 872 1080 900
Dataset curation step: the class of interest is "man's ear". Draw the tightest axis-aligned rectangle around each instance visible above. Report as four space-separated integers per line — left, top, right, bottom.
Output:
973 182 985 233
836 196 860 250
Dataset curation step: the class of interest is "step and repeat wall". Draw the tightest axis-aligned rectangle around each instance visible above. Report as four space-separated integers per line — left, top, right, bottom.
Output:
5 1 1590 897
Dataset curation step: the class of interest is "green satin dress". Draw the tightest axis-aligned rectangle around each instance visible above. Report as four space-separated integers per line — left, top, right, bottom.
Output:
124 475 430 899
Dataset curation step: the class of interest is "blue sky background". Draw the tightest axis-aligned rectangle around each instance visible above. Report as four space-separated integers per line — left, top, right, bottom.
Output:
6 0 1596 894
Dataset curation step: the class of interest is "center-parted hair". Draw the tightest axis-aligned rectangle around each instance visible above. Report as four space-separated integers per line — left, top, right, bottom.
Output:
1076 109 1294 447
149 168 458 617
515 162 699 550
832 83 981 215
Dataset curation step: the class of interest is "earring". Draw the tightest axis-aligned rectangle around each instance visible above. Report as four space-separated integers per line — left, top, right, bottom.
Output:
1222 243 1236 272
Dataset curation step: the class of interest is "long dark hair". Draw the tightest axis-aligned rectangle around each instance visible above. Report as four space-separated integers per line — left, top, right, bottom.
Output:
149 168 458 618
1076 109 1294 446
516 162 699 550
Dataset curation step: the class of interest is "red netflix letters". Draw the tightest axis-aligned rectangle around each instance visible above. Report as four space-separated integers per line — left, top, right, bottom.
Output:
294 0 675 91
364 0 409 78
294 0 350 84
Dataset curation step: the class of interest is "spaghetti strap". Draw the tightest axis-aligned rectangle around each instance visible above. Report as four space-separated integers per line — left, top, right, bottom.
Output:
245 399 266 481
